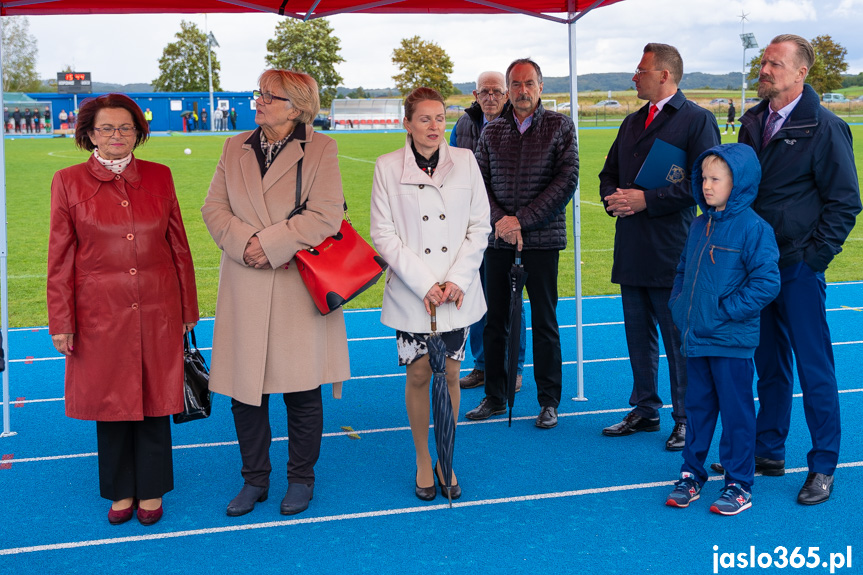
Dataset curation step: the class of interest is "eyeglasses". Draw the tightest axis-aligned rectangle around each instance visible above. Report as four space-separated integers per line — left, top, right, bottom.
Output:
634 68 663 77
476 89 506 100
93 125 137 137
253 89 292 105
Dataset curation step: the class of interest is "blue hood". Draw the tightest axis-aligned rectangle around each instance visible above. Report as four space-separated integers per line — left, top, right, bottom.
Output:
691 143 761 218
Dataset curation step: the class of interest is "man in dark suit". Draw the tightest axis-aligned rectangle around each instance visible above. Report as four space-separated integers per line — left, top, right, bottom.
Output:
599 43 720 450
733 34 860 504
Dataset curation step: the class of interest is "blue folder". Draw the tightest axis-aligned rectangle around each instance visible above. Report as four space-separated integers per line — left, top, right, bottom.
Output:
634 138 687 190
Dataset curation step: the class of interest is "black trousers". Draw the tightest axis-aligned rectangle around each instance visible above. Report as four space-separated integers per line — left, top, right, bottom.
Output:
484 247 562 408
231 387 323 488
620 285 687 422
96 416 174 501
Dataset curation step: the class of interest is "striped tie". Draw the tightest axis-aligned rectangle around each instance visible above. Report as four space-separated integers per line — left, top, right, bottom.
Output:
762 111 782 149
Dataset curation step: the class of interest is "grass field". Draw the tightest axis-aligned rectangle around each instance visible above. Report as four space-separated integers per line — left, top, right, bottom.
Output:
3 124 862 327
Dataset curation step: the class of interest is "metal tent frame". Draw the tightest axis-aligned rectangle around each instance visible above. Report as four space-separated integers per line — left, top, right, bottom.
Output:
1 0 626 436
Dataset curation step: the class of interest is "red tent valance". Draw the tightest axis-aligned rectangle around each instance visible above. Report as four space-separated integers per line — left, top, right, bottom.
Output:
1 0 623 19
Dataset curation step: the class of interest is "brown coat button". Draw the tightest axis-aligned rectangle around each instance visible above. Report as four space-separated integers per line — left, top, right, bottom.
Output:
424 248 431 254
422 215 429 221
418 184 425 189
441 246 448 252
439 214 446 220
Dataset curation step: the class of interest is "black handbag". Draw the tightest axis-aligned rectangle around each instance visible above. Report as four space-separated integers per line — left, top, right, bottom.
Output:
173 330 212 424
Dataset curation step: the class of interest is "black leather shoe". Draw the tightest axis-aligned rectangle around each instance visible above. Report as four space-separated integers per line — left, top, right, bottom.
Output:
280 483 314 515
535 406 558 429
416 468 436 501
710 456 785 476
797 472 833 505
465 397 506 420
435 465 461 501
602 411 660 436
226 484 268 517
665 422 686 451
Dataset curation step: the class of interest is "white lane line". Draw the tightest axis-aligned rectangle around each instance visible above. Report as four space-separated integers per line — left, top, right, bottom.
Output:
3 461 862 557
6 393 863 462
338 155 375 164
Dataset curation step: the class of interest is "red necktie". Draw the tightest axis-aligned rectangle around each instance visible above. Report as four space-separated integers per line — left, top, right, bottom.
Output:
645 105 658 128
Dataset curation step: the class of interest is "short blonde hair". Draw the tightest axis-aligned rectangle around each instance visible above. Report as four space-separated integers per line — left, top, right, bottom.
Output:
259 69 320 125
701 154 731 176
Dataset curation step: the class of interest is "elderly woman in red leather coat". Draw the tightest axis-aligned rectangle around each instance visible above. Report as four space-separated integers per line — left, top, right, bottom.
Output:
47 93 199 527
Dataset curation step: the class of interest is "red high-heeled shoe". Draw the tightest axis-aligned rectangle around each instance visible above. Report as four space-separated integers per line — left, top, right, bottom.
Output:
137 503 163 526
108 500 137 525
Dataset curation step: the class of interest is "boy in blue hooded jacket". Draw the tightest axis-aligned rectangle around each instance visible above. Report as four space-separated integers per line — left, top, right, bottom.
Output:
665 143 780 515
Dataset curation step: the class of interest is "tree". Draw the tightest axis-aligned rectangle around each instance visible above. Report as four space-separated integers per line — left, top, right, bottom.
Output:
265 19 344 109
346 86 369 99
391 36 455 98
152 20 222 92
2 16 42 92
747 35 849 95
808 35 848 94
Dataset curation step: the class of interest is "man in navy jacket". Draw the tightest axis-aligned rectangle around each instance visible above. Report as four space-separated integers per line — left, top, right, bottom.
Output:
736 34 861 505
599 43 720 451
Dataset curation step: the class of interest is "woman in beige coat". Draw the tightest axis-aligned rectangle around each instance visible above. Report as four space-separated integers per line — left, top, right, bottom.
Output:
370 87 490 501
202 69 350 518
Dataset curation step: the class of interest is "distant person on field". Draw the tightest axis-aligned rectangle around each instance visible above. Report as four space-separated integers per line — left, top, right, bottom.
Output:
59 109 68 129
599 43 720 451
144 108 153 127
44 107 52 132
449 70 525 394
723 100 736 135
664 144 779 516
13 108 22 133
3 107 9 132
229 107 237 130
199 109 205 130
214 108 223 131
24 108 33 133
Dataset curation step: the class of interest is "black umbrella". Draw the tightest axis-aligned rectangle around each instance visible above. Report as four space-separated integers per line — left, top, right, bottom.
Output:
506 247 528 427
429 295 456 507
180 110 193 117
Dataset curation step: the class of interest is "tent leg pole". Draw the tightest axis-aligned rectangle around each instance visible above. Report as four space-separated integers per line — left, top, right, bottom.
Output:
567 15 586 402
0 15 15 436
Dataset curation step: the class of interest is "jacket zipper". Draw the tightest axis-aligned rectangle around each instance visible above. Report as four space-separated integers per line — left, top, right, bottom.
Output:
683 216 714 349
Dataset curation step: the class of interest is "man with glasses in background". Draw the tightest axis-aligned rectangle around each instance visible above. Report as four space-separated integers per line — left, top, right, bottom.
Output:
599 43 720 450
449 71 526 396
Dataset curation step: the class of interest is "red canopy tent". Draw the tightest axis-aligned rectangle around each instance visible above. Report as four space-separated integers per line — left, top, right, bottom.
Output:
0 0 626 436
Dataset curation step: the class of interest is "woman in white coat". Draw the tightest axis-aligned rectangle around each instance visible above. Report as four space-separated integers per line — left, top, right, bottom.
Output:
370 87 491 502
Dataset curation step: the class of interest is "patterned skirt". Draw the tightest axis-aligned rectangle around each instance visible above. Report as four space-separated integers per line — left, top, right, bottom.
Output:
395 328 468 367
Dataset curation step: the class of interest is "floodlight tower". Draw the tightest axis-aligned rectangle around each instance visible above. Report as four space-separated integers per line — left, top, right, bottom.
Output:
739 12 758 114
204 14 220 133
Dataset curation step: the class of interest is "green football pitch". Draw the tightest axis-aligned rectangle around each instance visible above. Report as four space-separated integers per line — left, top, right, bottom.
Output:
4 127 862 327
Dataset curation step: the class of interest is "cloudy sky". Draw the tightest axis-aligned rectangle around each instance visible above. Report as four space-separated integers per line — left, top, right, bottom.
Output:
20 0 863 92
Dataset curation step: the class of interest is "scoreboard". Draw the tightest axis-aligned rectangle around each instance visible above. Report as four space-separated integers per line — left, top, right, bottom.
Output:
56 72 92 94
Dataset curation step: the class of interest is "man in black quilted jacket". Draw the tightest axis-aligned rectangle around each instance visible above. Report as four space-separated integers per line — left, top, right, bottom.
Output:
466 58 579 429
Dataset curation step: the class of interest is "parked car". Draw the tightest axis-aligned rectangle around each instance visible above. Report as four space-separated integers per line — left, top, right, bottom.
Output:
557 102 571 111
313 113 331 130
822 93 848 103
709 98 730 105
744 97 761 104
446 105 465 112
592 99 621 108
854 95 863 102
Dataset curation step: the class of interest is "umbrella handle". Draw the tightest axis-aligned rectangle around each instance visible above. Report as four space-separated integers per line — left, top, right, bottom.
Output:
430 304 437 332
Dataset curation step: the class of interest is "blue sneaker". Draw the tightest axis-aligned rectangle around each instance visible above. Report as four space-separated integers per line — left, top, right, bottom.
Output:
666 472 701 507
710 483 752 515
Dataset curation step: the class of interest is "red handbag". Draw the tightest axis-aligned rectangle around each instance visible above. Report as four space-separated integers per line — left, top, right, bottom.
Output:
289 146 387 315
